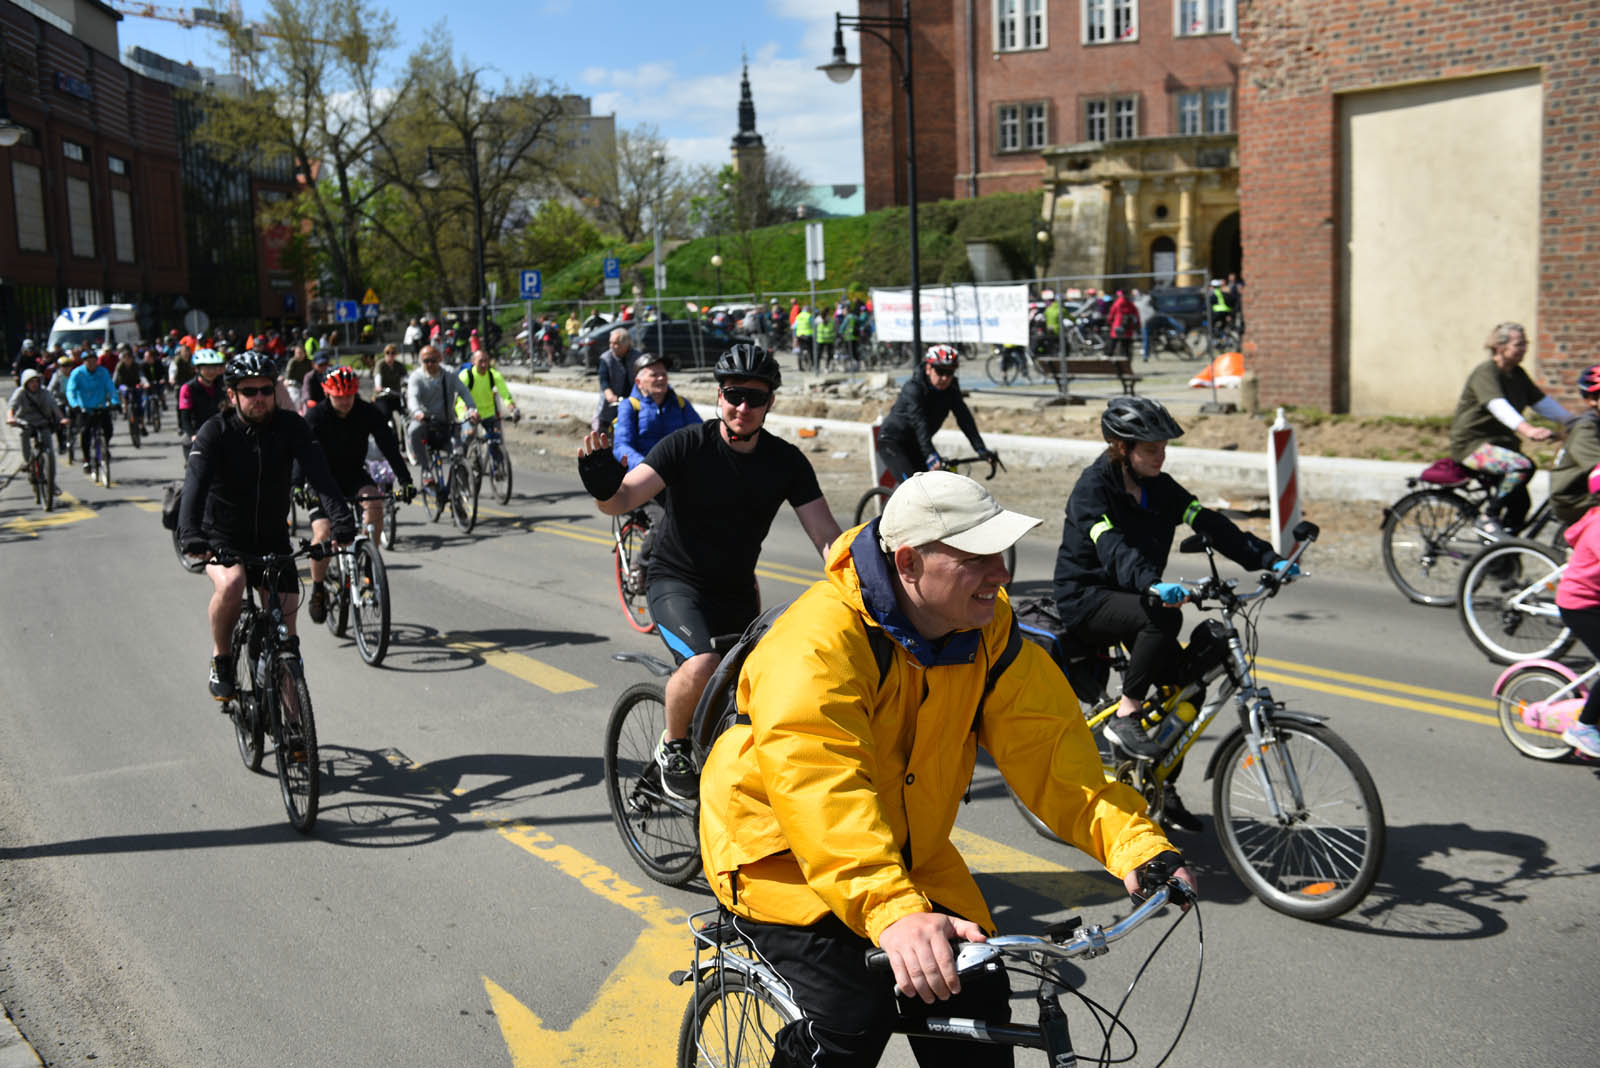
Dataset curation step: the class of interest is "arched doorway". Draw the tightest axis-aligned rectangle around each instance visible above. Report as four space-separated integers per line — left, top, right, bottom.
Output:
1209 212 1242 279
1149 236 1177 288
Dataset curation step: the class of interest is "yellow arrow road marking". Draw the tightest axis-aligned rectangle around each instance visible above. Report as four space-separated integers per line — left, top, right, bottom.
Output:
443 636 595 693
1 491 97 536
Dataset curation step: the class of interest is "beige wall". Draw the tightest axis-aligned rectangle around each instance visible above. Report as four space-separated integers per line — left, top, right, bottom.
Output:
1340 69 1542 415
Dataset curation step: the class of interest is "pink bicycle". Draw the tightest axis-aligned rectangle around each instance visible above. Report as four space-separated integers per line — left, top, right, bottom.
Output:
1491 657 1599 761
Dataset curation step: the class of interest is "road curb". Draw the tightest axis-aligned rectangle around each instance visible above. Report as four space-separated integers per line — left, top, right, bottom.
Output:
0 1001 43 1068
505 382 1548 504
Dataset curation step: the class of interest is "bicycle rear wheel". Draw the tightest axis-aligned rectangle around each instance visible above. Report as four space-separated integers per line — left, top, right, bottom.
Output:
489 443 513 504
678 968 801 1068
352 542 391 666
1456 540 1572 663
1380 488 1479 606
1495 665 1582 761
449 460 476 532
273 657 320 833
853 486 892 525
604 682 701 886
614 520 655 633
1212 721 1385 921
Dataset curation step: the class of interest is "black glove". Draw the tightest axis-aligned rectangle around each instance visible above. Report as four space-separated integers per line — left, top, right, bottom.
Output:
1130 849 1187 903
399 483 417 504
182 539 210 558
578 447 626 501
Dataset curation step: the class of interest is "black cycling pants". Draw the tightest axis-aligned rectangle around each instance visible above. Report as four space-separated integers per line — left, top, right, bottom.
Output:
77 408 113 458
646 576 759 666
373 391 404 422
877 438 924 483
1557 605 1600 727
732 909 1012 1068
1070 591 1183 703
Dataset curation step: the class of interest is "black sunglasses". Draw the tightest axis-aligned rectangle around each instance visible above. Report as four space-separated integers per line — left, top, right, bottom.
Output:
233 384 274 398
720 386 772 409
928 364 956 377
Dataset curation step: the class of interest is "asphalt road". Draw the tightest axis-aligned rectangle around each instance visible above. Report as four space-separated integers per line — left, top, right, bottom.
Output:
0 415 1594 1068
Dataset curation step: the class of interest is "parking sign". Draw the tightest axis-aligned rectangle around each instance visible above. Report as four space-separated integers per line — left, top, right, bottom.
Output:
519 269 542 300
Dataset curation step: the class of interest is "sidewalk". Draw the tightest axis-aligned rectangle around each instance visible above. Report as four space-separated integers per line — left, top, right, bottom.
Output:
0 1002 42 1068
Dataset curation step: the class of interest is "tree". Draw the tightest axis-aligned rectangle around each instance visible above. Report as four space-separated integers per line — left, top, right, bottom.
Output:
506 201 605 279
688 152 813 293
567 124 690 243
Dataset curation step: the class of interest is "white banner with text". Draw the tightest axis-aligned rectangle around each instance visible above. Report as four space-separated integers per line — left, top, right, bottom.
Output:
869 284 1030 346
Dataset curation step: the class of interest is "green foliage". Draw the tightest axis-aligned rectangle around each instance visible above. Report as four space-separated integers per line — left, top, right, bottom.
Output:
508 202 605 279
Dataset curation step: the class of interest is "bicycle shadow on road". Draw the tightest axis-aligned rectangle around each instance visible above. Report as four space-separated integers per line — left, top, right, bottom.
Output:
310 743 607 849
374 622 608 674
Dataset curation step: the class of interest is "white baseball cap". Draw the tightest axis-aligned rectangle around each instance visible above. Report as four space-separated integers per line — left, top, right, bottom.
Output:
879 471 1040 555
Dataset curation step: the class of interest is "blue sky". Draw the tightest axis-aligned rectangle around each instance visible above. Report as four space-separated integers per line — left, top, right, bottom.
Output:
113 0 866 185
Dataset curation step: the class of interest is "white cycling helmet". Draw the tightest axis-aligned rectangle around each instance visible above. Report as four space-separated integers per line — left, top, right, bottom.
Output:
192 347 225 366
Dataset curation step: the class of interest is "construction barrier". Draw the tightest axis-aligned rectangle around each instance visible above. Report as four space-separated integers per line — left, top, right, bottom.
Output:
1267 407 1302 555
1188 350 1244 388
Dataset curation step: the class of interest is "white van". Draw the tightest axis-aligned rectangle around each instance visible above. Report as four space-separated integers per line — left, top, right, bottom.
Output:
46 304 143 352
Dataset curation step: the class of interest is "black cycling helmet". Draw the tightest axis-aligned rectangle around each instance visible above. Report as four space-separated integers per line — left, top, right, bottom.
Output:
713 343 781 389
1101 396 1184 443
224 351 278 388
1579 364 1600 398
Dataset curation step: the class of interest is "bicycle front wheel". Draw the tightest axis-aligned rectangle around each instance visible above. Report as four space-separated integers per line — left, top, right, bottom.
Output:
1380 489 1479 606
604 682 701 886
1495 664 1583 761
678 968 801 1068
1456 540 1572 663
324 568 349 638
352 542 391 667
853 486 892 525
273 657 320 833
1212 721 1385 921
448 460 476 533
96 436 111 487
489 443 513 504
230 612 265 771
614 520 655 633
381 494 398 550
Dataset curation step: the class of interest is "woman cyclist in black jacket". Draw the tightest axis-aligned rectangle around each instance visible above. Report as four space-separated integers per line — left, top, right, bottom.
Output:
1053 396 1293 830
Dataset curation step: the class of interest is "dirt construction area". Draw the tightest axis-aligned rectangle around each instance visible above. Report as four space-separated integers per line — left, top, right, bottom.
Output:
490 360 1478 582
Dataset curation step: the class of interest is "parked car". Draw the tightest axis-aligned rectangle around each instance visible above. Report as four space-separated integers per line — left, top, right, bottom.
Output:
569 321 623 370
628 318 752 371
1148 286 1210 332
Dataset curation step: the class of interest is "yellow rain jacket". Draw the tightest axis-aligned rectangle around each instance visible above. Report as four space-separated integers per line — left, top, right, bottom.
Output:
698 522 1173 944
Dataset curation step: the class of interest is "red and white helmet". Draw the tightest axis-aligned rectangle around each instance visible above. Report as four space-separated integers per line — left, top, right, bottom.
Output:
923 345 960 369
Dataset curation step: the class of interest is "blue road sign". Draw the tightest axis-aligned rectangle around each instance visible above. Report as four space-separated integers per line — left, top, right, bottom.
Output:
519 269 542 300
603 257 621 280
334 299 360 323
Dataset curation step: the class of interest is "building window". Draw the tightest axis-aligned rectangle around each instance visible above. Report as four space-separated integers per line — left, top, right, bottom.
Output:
66 177 95 258
1113 96 1138 139
1085 99 1108 142
1085 0 1137 44
1024 101 1048 148
1177 0 1233 36
995 0 1045 50
12 162 47 252
63 140 87 163
997 103 1021 151
1177 89 1232 133
108 155 129 176
112 189 136 263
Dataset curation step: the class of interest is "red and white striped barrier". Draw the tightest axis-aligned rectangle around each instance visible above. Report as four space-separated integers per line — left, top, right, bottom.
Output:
1267 407 1302 556
868 418 897 490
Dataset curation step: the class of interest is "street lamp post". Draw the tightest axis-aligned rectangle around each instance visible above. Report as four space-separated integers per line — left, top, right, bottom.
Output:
649 149 666 359
820 0 921 358
419 142 488 344
711 253 723 301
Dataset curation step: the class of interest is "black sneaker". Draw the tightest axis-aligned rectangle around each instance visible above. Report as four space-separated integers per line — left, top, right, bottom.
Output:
1102 714 1162 759
1161 786 1203 834
656 734 699 800
209 655 236 701
307 585 327 624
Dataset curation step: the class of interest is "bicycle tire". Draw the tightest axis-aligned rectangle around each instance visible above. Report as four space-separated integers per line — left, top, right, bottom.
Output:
325 560 349 638
853 486 892 525
96 433 111 487
149 400 161 433
1380 488 1480 607
984 352 1014 386
230 609 265 770
448 460 476 533
489 443 513 504
40 448 55 512
426 465 447 522
352 542 391 667
1212 721 1385 921
604 682 702 886
382 494 398 550
273 656 319 833
128 411 141 449
1456 540 1572 663
1495 665 1582 761
678 967 801 1068
614 520 656 634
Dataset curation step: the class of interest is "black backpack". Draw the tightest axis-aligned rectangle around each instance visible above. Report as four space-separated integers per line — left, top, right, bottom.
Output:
688 602 1024 764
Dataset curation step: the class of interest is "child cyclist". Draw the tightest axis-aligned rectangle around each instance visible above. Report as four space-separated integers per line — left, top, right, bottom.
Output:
1553 465 1600 758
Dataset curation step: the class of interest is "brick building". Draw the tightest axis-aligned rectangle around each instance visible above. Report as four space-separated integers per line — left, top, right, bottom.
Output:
0 0 187 357
1240 0 1600 414
857 0 1243 283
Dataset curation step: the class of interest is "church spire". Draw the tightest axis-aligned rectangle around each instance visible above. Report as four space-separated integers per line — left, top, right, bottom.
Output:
732 52 764 151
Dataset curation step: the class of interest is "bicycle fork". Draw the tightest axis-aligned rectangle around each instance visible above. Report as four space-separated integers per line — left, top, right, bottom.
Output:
1223 637 1311 826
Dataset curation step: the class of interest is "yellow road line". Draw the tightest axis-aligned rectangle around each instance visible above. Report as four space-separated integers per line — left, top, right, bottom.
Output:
126 497 163 514
530 522 614 547
754 566 813 588
1256 669 1498 727
443 637 595 693
1255 655 1495 710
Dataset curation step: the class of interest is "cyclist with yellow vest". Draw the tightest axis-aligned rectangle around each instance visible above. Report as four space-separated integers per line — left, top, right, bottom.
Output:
454 347 518 426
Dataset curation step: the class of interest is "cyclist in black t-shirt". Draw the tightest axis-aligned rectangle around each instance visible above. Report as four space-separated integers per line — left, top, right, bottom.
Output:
578 344 843 799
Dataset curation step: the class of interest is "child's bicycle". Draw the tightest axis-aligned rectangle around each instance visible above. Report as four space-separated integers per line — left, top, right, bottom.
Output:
1014 521 1387 922
1491 656 1600 761
670 878 1199 1068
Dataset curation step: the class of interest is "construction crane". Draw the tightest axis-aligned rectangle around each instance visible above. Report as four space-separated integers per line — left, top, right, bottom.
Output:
111 2 346 77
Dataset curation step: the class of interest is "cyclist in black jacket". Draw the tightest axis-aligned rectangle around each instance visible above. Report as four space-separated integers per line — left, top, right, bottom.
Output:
876 345 994 479
179 352 355 701
1053 396 1293 831
302 366 415 621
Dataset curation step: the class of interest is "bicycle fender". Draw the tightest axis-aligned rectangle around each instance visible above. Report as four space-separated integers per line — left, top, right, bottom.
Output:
1490 659 1579 696
1202 710 1330 780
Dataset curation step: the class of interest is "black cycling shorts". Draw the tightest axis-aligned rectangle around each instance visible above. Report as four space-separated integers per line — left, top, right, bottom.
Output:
646 576 759 665
214 537 299 594
307 480 378 524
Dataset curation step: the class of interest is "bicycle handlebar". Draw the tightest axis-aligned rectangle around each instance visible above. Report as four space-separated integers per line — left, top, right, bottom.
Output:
942 453 1004 480
204 539 332 568
1171 521 1319 608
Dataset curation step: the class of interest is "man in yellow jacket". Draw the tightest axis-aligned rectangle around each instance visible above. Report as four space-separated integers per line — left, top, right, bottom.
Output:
699 470 1192 1066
